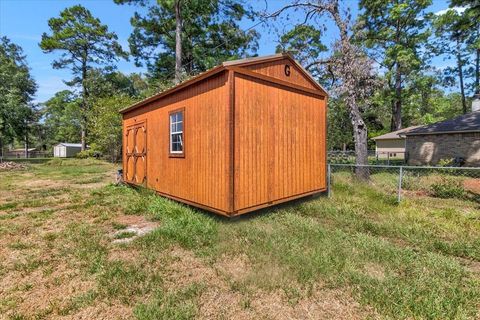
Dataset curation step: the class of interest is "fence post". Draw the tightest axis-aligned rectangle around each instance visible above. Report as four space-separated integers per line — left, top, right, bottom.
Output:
327 164 331 198
397 166 403 203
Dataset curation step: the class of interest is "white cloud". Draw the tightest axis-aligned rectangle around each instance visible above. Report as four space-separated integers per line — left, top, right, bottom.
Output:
34 76 70 103
10 34 41 42
435 6 468 16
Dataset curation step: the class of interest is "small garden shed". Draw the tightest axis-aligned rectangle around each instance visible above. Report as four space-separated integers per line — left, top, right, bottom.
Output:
120 53 328 216
53 143 82 158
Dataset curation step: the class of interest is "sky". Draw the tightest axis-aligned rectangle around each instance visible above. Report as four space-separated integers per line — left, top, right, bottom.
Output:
0 0 454 103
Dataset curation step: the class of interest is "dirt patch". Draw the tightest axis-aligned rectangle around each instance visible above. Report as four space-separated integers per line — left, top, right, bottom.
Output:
111 215 159 244
458 257 480 275
464 179 480 195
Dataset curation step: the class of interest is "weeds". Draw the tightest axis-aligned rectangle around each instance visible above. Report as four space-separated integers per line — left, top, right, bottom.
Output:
146 197 218 250
134 283 204 320
114 231 137 239
0 202 18 210
431 176 466 198
98 260 161 304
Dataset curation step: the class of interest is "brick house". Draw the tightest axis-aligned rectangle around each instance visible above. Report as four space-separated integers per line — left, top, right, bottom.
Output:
405 111 480 166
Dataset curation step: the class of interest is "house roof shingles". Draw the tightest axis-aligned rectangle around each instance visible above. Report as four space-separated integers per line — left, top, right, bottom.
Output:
372 126 422 140
405 111 480 136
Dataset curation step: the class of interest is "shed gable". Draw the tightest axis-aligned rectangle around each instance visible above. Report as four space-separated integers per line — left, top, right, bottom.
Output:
243 57 318 90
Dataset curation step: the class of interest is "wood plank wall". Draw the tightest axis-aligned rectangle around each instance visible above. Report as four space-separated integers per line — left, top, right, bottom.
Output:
234 74 326 212
123 72 231 213
245 58 318 90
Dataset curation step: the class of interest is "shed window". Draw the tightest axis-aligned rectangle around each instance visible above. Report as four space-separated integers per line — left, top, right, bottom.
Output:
170 111 183 154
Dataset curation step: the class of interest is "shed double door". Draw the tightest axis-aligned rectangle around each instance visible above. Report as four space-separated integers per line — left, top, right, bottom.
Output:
125 122 147 185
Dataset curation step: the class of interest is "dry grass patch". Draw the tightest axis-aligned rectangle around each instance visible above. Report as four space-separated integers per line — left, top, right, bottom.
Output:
213 253 251 283
160 246 377 320
363 262 386 281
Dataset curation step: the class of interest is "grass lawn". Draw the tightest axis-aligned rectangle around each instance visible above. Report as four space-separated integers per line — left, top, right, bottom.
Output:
1 159 479 319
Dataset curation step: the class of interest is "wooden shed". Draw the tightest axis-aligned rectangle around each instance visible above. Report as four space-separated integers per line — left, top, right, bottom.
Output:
120 53 328 216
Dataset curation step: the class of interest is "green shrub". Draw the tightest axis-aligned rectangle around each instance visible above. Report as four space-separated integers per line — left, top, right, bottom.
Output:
430 176 465 199
437 158 456 167
76 150 100 159
45 158 101 166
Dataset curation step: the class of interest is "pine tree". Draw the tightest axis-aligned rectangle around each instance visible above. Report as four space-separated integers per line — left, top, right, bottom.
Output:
39 5 126 150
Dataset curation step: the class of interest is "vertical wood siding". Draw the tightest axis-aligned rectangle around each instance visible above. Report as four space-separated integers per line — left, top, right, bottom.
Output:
122 55 327 216
244 58 318 90
234 74 326 212
123 72 231 213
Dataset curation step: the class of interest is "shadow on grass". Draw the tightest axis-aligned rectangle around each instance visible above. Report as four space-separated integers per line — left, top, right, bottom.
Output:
124 183 329 223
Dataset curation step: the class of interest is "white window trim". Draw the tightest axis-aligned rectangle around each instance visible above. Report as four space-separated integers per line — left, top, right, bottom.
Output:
170 111 184 154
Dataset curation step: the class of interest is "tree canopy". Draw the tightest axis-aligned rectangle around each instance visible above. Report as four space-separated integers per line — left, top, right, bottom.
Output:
1 0 478 164
115 0 259 80
358 0 432 130
39 4 127 150
0 37 37 151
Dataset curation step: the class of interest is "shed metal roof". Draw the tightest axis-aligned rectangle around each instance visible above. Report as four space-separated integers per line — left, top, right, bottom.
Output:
119 53 327 114
405 111 480 135
55 143 82 148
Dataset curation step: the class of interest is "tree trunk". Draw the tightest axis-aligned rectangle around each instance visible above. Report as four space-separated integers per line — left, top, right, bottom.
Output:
349 102 369 180
174 0 182 84
80 122 86 151
329 0 370 179
0 136 3 162
24 118 29 159
456 39 467 114
268 0 372 179
475 47 479 94
81 57 88 151
391 62 402 130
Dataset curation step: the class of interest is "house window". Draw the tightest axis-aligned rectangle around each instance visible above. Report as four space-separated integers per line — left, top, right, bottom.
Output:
170 110 184 155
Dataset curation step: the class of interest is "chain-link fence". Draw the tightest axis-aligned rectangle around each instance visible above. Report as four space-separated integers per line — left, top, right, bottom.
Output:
328 164 480 203
328 150 407 165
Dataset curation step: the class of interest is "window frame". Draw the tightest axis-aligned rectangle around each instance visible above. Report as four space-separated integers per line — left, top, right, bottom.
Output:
169 108 185 158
